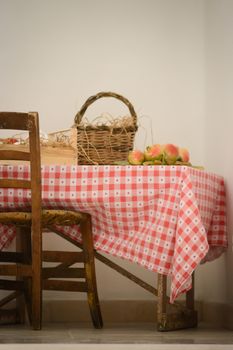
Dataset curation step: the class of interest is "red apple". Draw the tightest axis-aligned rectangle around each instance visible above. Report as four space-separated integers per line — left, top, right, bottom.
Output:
128 150 145 165
144 144 163 161
178 148 190 163
163 144 179 164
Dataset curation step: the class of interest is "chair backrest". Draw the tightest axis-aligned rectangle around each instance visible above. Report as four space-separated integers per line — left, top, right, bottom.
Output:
0 112 42 227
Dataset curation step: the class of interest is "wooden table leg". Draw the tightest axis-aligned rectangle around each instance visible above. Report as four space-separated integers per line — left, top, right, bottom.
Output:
186 272 195 310
157 272 198 331
157 273 167 330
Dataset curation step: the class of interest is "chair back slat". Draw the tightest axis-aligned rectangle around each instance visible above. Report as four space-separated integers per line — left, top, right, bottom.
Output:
0 179 31 189
0 111 42 222
0 112 30 130
0 150 30 161
0 112 41 192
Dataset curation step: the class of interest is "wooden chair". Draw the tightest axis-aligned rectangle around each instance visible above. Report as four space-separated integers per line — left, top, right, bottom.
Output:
0 112 103 329
0 112 42 329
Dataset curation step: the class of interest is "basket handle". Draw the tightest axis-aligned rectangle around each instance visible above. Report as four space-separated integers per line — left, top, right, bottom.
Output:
74 91 137 126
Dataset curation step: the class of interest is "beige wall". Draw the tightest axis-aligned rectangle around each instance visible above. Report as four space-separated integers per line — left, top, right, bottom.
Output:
203 0 233 304
2 0 231 303
0 0 205 165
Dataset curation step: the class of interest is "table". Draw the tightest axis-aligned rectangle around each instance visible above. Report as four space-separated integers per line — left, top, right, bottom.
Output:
0 164 227 330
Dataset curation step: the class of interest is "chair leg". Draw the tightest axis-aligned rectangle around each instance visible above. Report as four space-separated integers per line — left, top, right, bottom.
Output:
31 223 42 330
18 227 33 325
80 216 103 329
16 228 27 324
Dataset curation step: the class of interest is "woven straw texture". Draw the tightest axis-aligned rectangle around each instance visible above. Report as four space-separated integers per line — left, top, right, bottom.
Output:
73 92 138 165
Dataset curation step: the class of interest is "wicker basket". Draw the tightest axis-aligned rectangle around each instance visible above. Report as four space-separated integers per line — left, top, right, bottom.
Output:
73 91 138 165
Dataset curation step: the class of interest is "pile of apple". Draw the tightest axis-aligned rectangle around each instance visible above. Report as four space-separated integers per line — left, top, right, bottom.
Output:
128 144 191 166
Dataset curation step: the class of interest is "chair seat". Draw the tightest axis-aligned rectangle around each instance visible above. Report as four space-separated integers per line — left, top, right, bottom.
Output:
0 210 87 226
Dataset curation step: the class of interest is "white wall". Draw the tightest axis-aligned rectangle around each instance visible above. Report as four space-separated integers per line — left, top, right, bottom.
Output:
0 0 215 301
203 0 233 304
0 0 205 164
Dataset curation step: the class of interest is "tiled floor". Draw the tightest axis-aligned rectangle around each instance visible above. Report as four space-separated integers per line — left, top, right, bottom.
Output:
0 322 233 346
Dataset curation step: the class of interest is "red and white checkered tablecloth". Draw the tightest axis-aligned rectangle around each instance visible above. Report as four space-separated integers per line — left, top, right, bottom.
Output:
0 165 227 302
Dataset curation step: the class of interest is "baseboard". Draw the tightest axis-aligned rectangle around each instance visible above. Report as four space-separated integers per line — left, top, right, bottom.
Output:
43 299 203 324
42 299 233 329
199 301 233 329
43 300 158 324
223 303 233 330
